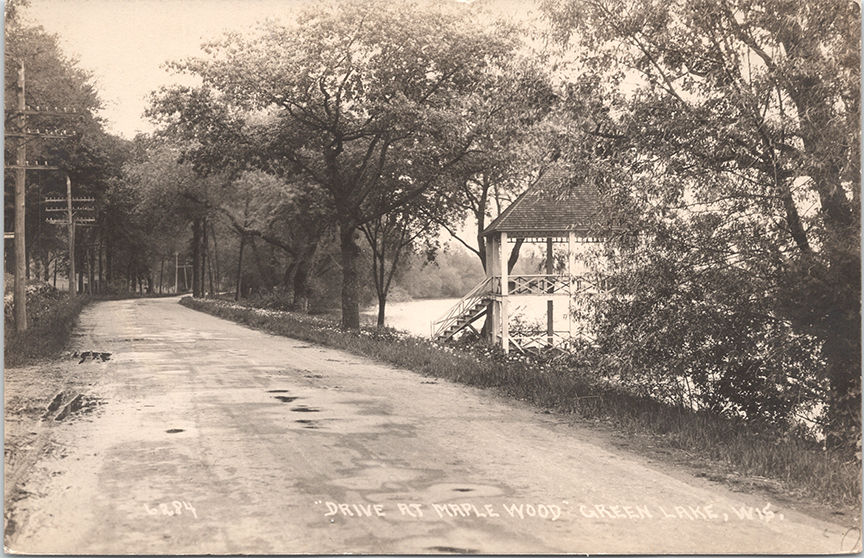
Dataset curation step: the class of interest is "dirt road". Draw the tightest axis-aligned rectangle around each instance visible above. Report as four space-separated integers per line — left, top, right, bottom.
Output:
4 297 859 554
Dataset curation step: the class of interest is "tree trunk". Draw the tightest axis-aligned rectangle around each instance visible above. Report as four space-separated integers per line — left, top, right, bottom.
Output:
192 217 202 297
201 215 208 296
88 245 95 294
210 221 221 295
508 239 524 273
249 237 277 290
126 254 133 292
377 293 386 328
105 234 113 286
206 223 215 297
370 232 386 329
78 254 84 293
235 235 245 302
820 295 862 450
98 238 104 293
201 215 210 296
339 224 361 330
778 33 860 449
293 259 311 312
282 261 297 289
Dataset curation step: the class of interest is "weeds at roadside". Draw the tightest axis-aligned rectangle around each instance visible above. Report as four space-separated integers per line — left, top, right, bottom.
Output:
4 292 91 368
181 295 861 514
3 288 178 368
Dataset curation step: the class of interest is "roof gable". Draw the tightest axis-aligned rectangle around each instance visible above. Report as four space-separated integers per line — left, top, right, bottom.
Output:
482 166 602 237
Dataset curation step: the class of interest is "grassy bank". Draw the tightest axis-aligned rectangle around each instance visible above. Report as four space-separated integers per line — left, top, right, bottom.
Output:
4 292 91 368
183 296 860 512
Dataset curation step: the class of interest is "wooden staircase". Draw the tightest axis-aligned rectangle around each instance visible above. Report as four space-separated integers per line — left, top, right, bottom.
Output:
432 278 493 341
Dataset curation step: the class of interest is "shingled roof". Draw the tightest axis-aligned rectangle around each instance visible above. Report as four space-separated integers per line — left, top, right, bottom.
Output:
482 165 602 238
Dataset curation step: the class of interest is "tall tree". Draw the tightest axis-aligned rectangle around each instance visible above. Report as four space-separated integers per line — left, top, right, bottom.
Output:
172 0 524 329
360 181 452 327
543 0 860 445
218 170 335 308
122 141 207 292
146 86 336 307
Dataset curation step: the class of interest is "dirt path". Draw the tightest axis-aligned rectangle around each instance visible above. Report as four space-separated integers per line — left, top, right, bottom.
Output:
4 297 860 554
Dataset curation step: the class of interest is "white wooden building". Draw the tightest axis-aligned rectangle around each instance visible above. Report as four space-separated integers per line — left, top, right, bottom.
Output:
432 166 604 353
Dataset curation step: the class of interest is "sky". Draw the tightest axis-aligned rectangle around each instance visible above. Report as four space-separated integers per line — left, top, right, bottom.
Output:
23 0 315 138
21 0 538 139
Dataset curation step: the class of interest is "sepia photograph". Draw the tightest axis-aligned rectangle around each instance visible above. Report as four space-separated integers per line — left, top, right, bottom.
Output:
4 0 861 553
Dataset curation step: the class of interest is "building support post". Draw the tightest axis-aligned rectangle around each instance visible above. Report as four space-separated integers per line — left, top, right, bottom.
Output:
568 231 576 338
485 235 495 343
547 237 554 347
500 232 509 354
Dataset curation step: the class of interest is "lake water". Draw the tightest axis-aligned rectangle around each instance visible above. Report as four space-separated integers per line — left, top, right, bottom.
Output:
361 296 571 339
361 298 461 338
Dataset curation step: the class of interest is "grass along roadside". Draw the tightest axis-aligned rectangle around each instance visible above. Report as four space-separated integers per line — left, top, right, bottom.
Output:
4 290 91 369
182 296 860 517
3 287 179 368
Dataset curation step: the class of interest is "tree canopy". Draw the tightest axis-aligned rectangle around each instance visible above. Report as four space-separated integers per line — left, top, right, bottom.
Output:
168 0 528 328
542 0 861 446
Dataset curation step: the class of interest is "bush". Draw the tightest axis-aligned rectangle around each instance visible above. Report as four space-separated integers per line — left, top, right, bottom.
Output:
246 286 296 312
4 286 90 368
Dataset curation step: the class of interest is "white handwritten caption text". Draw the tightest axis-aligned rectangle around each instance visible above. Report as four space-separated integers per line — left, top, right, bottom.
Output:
315 501 783 523
143 501 198 519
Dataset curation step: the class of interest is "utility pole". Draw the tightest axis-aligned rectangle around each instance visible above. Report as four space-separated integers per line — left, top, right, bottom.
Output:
44 178 95 296
13 63 27 331
4 61 82 331
66 175 75 296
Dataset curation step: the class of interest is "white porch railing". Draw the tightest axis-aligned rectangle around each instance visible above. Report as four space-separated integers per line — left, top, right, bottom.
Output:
508 330 595 353
508 275 570 295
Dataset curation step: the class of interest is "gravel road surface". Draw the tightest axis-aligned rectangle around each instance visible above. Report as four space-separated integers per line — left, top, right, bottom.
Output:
4 297 859 554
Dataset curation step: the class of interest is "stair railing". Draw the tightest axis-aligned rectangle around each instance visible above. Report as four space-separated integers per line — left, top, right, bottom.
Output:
431 277 493 340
